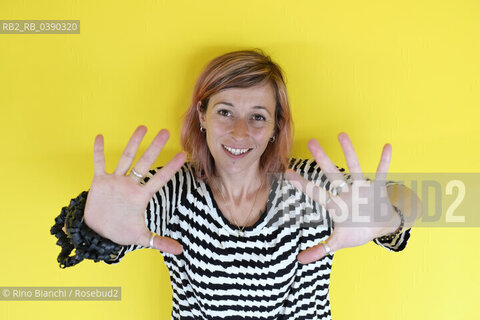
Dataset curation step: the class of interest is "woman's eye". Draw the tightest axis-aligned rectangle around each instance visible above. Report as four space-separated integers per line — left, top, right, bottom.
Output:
218 109 231 117
252 114 266 121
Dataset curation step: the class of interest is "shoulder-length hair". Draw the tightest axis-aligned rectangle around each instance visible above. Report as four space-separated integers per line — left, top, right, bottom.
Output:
181 49 293 182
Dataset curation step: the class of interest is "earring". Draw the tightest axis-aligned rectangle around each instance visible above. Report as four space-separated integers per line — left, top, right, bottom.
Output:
200 126 206 133
269 136 275 142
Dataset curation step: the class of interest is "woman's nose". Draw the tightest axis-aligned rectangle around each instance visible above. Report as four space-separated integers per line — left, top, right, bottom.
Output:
231 118 249 139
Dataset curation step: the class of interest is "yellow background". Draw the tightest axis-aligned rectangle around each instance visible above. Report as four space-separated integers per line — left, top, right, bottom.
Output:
1 0 479 319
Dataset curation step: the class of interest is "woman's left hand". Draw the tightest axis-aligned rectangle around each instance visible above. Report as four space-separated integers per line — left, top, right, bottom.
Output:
285 132 401 264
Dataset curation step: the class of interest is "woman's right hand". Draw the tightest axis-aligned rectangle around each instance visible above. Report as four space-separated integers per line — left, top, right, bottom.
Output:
83 125 186 255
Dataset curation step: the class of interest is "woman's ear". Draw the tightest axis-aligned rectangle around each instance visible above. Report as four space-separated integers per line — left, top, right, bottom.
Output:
197 101 206 127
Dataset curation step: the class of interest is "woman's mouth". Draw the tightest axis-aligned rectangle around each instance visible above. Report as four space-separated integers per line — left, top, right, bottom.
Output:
222 144 253 157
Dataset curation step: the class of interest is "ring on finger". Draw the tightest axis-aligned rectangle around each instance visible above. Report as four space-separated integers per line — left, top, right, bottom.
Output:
129 168 143 181
322 241 334 255
149 232 158 249
336 180 348 193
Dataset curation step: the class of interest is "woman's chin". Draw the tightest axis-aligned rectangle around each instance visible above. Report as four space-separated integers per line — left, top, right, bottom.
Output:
214 157 261 177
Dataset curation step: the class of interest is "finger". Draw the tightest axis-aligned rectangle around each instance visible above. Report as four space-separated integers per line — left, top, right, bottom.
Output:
375 143 392 182
139 231 183 255
153 236 183 255
114 125 148 176
93 134 106 176
284 169 331 207
297 238 337 264
337 132 364 181
130 129 170 178
307 139 345 189
145 151 187 194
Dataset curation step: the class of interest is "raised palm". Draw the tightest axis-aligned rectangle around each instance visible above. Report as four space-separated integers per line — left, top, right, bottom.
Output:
285 133 400 263
83 125 186 254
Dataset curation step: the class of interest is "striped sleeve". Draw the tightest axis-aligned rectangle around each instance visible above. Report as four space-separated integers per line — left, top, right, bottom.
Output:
288 158 342 194
373 228 412 252
104 166 175 264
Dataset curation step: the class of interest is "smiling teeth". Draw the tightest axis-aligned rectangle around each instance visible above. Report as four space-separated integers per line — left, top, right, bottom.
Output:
223 145 250 155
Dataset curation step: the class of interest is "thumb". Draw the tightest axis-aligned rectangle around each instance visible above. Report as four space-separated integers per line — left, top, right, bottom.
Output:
141 231 183 255
153 235 183 255
297 235 338 264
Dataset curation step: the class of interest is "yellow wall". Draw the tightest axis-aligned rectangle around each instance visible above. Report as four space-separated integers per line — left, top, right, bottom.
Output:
1 0 478 319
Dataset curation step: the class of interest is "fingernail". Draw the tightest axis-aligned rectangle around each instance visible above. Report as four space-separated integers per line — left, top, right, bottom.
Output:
297 255 308 265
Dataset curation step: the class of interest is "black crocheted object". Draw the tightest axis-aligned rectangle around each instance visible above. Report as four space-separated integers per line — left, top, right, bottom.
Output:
50 191 127 268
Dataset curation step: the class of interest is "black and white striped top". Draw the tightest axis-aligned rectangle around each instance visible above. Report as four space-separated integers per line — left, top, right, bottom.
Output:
106 158 411 319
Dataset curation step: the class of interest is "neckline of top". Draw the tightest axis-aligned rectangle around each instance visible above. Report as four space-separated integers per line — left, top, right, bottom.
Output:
203 174 281 234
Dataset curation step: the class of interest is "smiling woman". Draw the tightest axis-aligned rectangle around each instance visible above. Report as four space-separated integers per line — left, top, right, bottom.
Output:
51 49 420 319
198 84 277 178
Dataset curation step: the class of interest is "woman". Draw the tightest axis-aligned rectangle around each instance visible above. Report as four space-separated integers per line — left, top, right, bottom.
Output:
51 49 421 319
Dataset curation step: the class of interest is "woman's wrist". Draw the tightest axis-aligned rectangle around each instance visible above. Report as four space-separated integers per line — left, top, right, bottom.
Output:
50 191 126 268
376 204 405 242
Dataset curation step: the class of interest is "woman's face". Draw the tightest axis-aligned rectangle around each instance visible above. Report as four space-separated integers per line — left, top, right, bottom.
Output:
198 83 276 176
